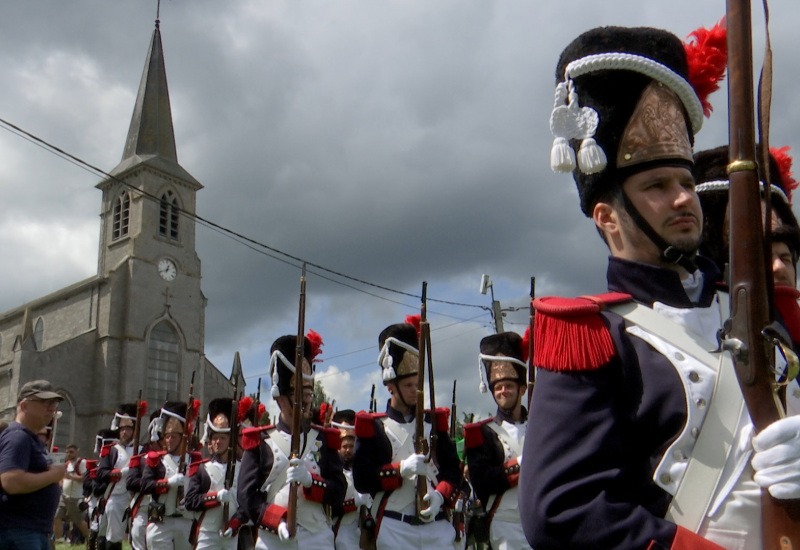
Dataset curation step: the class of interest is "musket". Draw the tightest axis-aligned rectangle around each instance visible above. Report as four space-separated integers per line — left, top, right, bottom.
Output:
724 1 800 546
415 282 430 516
223 371 240 526
449 380 457 440
369 384 376 414
177 371 195 503
527 277 535 410
132 389 143 456
255 377 262 426
287 263 307 538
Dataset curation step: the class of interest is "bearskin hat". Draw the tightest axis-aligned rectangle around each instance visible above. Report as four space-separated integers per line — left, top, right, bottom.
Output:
551 24 724 217
269 333 317 398
478 332 527 392
378 319 420 384
205 397 233 441
695 145 800 271
110 402 138 430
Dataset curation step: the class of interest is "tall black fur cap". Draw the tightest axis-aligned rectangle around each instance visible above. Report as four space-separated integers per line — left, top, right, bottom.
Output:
207 397 233 424
378 323 419 376
555 26 694 216
271 335 313 397
480 332 526 383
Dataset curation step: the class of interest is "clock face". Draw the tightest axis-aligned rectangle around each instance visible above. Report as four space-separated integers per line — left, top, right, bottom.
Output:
158 259 177 281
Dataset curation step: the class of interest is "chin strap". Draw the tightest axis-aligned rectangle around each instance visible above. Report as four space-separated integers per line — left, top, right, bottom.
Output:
620 191 699 272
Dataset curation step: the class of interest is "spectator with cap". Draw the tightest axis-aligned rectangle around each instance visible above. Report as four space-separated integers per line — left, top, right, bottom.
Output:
0 380 66 549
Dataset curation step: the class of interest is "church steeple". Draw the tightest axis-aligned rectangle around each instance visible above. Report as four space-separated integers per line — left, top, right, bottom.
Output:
109 20 200 187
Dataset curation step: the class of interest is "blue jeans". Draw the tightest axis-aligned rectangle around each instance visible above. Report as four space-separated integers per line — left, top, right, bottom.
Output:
0 528 51 550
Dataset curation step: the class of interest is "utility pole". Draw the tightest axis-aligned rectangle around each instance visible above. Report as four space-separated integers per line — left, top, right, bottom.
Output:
479 274 505 333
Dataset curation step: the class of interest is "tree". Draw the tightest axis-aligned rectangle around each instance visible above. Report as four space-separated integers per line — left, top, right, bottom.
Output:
312 380 329 411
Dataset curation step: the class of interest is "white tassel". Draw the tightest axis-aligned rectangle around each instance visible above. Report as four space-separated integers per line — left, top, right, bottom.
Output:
551 137 576 173
577 138 607 174
382 367 397 382
478 357 489 393
271 384 280 398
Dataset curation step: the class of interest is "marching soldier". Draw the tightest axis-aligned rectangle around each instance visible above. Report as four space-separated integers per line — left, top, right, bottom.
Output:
87 429 115 550
142 400 201 550
237 332 346 549
330 409 372 550
185 397 246 549
463 332 530 550
353 318 461 549
519 21 800 550
127 408 162 550
95 403 139 550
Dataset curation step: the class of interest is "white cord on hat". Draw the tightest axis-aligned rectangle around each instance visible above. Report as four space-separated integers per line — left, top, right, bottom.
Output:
695 179 790 204
269 350 314 398
377 337 419 382
550 52 704 175
477 353 529 393
110 412 136 431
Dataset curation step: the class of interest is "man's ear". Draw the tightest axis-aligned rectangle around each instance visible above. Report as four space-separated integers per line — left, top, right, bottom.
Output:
593 201 619 236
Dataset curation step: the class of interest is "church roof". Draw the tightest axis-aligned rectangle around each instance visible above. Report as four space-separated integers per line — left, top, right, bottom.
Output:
108 21 201 189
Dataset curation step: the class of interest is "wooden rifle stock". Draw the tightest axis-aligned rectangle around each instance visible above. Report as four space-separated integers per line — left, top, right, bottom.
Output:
415 282 430 516
255 377 262 426
449 380 457 440
223 373 240 526
177 371 196 503
369 384 376 414
132 390 143 456
725 1 800 547
287 263 307 538
527 277 535 410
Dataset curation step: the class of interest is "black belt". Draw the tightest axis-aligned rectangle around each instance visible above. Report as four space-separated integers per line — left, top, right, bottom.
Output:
382 510 447 526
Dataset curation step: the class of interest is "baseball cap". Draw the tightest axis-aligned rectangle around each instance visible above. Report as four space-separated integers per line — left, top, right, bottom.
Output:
18 380 64 402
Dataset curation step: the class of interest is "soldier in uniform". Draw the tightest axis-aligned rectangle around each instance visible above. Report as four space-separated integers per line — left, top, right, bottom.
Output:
353 318 461 549
236 332 346 549
126 408 162 550
185 397 246 549
330 409 372 550
463 332 530 550
95 403 139 550
87 429 116 550
142 400 201 550
519 23 800 549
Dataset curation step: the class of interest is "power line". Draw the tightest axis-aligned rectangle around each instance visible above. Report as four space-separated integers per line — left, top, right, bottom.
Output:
0 116 489 313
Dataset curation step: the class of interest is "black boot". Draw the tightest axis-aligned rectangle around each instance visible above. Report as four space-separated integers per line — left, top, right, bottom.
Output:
97 536 107 550
86 530 97 550
106 542 123 550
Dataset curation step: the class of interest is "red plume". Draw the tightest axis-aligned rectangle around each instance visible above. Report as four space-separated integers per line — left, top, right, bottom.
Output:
684 17 727 117
306 329 324 363
138 401 148 418
405 314 421 337
189 399 201 423
771 146 798 204
237 396 253 423
521 326 532 363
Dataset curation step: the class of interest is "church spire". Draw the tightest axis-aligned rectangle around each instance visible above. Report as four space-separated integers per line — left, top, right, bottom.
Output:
121 20 177 164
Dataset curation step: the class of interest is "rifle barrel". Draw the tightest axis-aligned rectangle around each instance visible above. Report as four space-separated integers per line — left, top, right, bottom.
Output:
287 264 307 537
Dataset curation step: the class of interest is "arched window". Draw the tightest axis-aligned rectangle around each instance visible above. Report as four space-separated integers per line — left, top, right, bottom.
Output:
53 395 73 452
33 318 44 351
112 191 131 240
159 191 179 240
146 321 179 405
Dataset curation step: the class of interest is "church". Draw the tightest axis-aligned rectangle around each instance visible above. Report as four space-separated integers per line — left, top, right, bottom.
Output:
0 20 243 453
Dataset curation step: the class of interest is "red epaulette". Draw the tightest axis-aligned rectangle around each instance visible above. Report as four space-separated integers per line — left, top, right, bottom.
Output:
189 450 203 463
428 407 450 433
189 458 210 477
100 443 115 458
533 292 631 372
128 453 145 469
775 286 800 344
312 425 341 451
463 418 493 449
241 425 273 451
354 411 386 438
146 450 167 468
85 459 98 471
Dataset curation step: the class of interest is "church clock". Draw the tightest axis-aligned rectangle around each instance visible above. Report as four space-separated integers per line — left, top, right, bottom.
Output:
157 258 178 281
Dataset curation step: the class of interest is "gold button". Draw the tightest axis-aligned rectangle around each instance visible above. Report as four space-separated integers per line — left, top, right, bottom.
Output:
660 473 672 484
624 153 632 160
689 372 700 383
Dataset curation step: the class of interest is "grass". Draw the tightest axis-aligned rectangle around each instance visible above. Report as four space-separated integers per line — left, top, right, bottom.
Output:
55 542 132 550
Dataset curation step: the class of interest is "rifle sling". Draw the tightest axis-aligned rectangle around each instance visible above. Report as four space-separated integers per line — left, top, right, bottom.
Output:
609 294 744 532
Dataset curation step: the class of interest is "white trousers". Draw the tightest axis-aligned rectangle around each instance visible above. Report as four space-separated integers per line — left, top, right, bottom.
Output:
104 493 129 543
490 518 532 550
334 521 360 550
196 530 238 550
146 516 192 550
376 516 454 550
130 508 148 550
255 524 334 550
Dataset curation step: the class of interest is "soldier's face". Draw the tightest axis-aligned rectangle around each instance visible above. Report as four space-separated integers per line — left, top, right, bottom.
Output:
602 166 702 265
208 432 230 459
772 241 797 287
118 419 134 445
339 436 355 467
492 380 523 411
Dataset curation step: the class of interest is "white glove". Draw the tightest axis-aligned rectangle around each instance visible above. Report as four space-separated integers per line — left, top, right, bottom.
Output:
277 521 291 541
216 488 234 503
120 466 130 477
220 527 234 538
753 415 800 499
516 453 523 466
354 492 373 509
287 458 313 488
454 498 464 513
419 490 444 522
399 454 429 479
167 473 185 487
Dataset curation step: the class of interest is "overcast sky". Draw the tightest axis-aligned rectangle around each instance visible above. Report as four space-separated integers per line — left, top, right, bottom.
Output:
1 1 798 421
